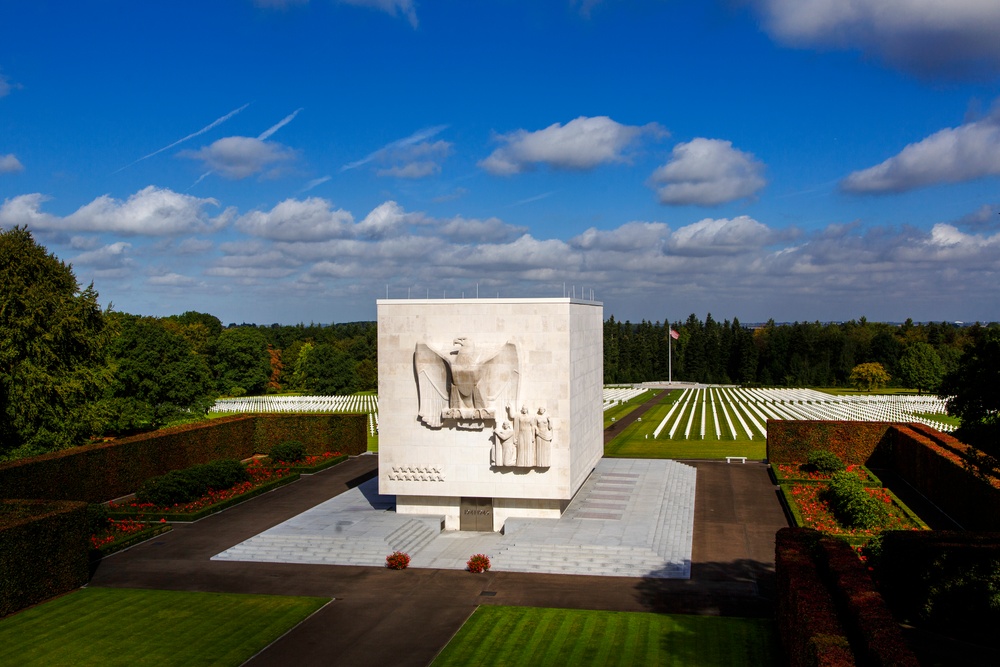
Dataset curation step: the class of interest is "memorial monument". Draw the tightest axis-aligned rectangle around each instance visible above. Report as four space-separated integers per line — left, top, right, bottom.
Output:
378 297 603 531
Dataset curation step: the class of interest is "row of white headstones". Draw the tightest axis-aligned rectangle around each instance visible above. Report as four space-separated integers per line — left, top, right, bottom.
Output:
210 386 953 440
210 395 380 436
638 387 953 440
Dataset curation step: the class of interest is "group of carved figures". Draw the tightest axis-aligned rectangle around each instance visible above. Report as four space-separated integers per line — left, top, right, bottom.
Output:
492 405 553 468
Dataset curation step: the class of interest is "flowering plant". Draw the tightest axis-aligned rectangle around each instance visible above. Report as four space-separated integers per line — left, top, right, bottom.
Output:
109 463 293 515
467 553 491 573
385 551 410 570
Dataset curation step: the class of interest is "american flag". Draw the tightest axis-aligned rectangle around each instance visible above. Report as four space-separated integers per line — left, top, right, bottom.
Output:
669 329 679 340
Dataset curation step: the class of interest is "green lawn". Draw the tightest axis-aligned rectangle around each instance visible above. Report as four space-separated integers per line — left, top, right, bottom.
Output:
0 588 328 667
604 390 766 460
913 411 960 427
813 386 921 396
432 606 777 667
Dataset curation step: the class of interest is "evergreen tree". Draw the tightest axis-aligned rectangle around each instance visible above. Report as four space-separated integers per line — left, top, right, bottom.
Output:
0 227 112 459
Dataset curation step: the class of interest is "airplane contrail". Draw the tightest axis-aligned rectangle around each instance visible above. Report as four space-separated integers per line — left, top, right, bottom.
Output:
258 108 303 140
115 102 250 173
341 124 449 172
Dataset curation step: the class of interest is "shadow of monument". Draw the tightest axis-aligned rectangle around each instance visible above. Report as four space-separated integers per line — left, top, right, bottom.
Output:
634 558 776 619
356 476 395 510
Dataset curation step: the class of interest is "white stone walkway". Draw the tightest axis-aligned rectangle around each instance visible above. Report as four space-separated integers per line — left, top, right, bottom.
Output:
212 459 696 579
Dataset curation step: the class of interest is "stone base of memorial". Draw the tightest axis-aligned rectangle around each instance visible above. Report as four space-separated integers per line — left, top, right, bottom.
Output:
106 468 300 522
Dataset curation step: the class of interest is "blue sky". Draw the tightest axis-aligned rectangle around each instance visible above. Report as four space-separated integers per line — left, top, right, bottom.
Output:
2 0 999 325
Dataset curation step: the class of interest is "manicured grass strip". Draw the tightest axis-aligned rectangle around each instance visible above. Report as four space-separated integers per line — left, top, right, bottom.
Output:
912 411 960 427
0 588 328 667
432 606 777 667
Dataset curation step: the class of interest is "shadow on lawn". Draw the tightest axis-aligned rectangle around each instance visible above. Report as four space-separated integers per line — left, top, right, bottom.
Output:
633 558 776 619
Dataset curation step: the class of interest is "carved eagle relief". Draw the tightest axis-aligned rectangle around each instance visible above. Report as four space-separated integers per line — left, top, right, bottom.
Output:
414 338 520 429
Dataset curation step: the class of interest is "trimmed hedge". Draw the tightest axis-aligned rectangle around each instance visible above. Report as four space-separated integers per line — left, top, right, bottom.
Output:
251 414 367 457
135 459 249 507
106 473 300 522
1 500 89 618
0 413 366 504
876 531 1000 647
768 421 1000 531
813 534 919 667
775 528 918 667
893 425 1000 530
767 421 895 465
775 528 855 667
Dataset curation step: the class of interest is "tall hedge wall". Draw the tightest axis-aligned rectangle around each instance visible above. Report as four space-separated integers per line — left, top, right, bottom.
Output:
775 528 856 667
0 500 89 618
893 425 1000 530
251 413 367 456
775 528 918 667
766 421 895 465
0 414 367 504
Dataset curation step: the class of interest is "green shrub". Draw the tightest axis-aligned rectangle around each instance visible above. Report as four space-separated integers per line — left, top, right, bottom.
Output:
806 449 846 473
269 440 306 463
86 503 109 536
135 460 249 507
822 471 889 529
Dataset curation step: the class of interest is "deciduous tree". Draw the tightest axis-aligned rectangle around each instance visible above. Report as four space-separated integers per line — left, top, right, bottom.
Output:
849 362 890 392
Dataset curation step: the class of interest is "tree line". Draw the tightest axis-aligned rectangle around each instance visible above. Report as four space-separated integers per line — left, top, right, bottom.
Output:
604 314 994 391
3 226 997 463
0 227 375 461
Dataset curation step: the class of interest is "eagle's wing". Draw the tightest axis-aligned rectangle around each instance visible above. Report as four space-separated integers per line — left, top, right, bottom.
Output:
414 343 450 428
480 342 519 413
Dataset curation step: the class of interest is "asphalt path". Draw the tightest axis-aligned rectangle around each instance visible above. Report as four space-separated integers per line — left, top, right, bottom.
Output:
88 433 788 666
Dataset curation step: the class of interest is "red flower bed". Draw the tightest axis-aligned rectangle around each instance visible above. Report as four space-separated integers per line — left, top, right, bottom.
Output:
787 483 917 538
776 463 872 483
89 517 151 549
267 451 344 467
109 463 293 515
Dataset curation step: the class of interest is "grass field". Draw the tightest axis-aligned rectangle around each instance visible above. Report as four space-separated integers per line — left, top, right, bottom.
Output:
813 386 921 396
431 606 777 667
603 390 655 428
604 390 767 460
0 588 328 667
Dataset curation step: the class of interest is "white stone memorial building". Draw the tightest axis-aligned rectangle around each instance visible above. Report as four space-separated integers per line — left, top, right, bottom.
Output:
377 298 603 531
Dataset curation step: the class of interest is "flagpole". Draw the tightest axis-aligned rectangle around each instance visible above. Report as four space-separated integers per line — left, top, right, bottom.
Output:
668 323 672 385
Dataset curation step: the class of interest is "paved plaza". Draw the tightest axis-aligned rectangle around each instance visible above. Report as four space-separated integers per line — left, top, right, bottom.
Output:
213 458 697 578
89 455 787 667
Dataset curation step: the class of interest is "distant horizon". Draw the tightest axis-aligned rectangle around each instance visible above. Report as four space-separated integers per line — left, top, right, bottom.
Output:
2 3 998 325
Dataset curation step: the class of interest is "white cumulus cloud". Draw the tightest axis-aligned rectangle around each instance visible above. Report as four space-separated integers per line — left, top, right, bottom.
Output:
0 154 23 173
668 216 773 256
752 0 1000 78
0 186 233 235
235 197 355 241
480 116 664 175
649 138 767 206
842 113 1000 194
182 136 298 180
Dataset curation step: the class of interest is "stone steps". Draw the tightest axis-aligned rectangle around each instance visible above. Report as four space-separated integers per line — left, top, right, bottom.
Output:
385 518 441 555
